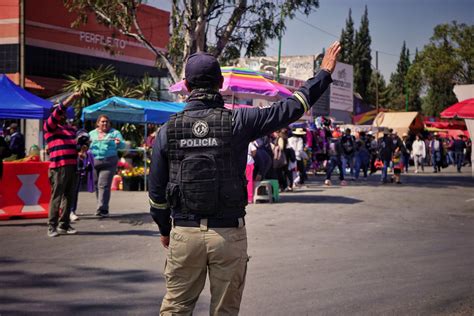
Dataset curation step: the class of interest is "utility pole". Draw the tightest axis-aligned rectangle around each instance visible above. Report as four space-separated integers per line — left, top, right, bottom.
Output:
405 81 409 112
375 50 379 113
276 10 284 82
20 0 25 88
405 51 410 112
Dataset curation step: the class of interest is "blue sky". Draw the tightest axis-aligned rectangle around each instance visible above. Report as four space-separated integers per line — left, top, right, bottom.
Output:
266 0 473 81
150 0 473 81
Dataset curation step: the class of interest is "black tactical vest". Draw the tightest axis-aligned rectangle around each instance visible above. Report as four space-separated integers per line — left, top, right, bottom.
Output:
166 108 247 217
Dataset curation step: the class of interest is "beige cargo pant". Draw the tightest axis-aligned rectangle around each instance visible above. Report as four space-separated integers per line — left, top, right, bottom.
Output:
160 223 248 316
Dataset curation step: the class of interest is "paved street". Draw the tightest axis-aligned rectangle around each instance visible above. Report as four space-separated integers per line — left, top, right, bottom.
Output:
1 166 474 315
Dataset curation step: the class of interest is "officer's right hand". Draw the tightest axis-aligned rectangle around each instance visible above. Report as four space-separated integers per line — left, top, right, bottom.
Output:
321 41 341 74
160 236 170 249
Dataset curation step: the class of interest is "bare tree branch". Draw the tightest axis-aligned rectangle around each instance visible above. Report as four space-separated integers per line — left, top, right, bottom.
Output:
214 0 248 57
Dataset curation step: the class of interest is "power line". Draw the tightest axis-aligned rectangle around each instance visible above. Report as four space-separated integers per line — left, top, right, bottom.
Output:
294 16 339 38
293 16 401 58
376 50 399 57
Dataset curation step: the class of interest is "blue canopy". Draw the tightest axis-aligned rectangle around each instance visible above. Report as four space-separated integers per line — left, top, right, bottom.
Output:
0 74 54 119
82 97 185 124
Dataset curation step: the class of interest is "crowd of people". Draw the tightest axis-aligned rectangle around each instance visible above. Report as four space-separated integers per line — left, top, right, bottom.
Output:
247 120 472 191
1 97 471 239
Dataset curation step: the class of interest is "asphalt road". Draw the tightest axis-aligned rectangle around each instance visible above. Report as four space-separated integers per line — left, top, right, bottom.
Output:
1 165 473 315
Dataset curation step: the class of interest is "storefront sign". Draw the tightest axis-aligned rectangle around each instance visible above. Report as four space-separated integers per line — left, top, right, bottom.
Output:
79 31 127 50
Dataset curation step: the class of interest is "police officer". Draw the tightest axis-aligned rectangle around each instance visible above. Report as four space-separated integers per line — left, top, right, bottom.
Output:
149 41 341 315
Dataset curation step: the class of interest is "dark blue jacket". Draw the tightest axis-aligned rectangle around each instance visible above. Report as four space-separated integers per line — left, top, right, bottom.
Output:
9 132 25 158
149 70 332 236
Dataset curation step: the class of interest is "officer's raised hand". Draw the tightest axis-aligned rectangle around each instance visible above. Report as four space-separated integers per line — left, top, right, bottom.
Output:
320 41 341 74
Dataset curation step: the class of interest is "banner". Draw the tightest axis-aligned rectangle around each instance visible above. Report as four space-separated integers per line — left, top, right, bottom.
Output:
330 62 354 112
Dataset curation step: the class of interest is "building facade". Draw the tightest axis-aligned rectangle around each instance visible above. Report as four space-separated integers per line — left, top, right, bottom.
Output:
0 0 170 148
1 0 170 95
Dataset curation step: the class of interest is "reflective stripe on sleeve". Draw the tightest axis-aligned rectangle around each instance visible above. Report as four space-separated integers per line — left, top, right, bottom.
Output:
293 91 309 112
149 198 168 210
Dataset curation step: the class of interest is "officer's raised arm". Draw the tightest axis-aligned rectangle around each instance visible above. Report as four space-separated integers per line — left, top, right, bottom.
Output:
234 41 341 142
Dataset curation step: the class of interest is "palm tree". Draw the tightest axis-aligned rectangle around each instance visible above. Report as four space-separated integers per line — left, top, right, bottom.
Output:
64 66 158 110
63 65 117 123
130 73 158 100
63 65 160 143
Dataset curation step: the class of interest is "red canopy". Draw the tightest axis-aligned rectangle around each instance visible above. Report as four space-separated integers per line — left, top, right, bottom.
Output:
424 120 466 130
438 129 470 139
440 98 474 119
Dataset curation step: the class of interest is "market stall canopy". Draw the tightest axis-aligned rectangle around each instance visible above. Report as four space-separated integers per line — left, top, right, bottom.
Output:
424 119 466 130
373 111 424 136
0 74 53 119
169 67 292 101
440 98 474 119
82 97 185 124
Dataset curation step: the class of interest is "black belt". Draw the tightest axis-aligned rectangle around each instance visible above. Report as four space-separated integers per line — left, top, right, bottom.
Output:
174 217 245 228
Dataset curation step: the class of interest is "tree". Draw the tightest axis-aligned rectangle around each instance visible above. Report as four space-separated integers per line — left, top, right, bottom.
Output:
386 41 412 110
353 6 372 100
416 21 473 116
339 8 354 65
367 71 388 107
64 0 321 84
405 48 422 112
62 65 157 123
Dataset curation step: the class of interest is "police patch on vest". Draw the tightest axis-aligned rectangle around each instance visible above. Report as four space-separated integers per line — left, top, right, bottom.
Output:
179 138 220 148
192 120 209 137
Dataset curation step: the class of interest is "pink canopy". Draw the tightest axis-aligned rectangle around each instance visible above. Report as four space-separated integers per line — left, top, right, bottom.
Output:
169 67 292 101
440 98 474 119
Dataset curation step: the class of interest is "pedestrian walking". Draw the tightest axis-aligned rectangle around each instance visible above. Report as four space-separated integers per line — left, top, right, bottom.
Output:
391 149 403 184
288 128 308 185
401 132 412 173
411 134 426 173
43 92 81 237
367 131 378 175
378 129 394 183
148 41 341 315
354 131 369 180
69 129 95 222
465 138 472 167
430 133 443 173
341 128 355 178
89 115 125 217
452 134 467 172
324 130 346 186
274 129 293 192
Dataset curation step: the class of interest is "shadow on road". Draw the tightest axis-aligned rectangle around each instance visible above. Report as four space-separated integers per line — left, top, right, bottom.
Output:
279 194 363 204
400 174 474 188
0 256 164 314
78 229 159 237
309 172 474 189
0 222 47 228
78 212 153 222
